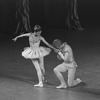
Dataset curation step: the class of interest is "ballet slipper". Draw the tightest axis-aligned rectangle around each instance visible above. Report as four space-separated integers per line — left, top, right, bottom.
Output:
56 84 67 89
34 82 43 87
76 78 82 84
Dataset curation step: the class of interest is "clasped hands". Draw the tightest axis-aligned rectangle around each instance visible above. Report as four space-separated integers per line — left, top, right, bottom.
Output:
54 48 61 53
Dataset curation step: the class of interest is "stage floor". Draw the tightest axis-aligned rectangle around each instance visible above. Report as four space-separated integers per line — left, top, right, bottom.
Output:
0 77 100 100
0 28 100 100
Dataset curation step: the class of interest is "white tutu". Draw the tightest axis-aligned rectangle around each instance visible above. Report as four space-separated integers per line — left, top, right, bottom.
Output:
22 46 51 59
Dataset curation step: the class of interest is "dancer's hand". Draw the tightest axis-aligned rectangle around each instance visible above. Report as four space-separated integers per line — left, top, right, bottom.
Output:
54 48 60 53
12 37 17 42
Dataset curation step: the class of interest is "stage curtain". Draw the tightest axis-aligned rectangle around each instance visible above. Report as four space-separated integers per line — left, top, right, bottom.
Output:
65 0 82 30
15 0 32 34
0 0 83 35
44 0 83 29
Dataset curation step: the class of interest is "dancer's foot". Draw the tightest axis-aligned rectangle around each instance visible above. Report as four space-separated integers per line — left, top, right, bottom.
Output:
56 84 67 89
76 78 82 84
68 78 82 87
34 82 43 87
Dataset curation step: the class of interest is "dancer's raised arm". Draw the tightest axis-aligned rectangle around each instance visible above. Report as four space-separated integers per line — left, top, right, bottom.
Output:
41 36 55 50
12 33 31 42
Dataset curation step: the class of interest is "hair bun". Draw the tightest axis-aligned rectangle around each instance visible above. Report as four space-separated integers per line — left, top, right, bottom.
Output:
34 25 41 32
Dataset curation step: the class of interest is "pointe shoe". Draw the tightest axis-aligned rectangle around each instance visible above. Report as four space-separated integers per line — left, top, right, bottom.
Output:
56 84 67 89
34 83 43 87
76 78 82 84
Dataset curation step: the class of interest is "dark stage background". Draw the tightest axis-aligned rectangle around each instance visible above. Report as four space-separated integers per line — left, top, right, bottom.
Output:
0 0 100 38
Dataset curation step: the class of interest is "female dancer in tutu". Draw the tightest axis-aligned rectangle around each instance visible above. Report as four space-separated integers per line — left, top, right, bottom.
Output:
12 25 55 87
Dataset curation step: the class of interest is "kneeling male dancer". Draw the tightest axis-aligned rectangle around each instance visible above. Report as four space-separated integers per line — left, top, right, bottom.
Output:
53 39 81 89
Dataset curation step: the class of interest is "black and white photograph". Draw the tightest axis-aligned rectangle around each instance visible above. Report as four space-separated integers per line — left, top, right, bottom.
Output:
0 0 100 100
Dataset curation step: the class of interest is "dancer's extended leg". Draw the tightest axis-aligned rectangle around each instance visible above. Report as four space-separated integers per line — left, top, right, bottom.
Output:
39 57 47 82
39 57 45 75
53 64 67 89
32 59 43 87
67 67 81 87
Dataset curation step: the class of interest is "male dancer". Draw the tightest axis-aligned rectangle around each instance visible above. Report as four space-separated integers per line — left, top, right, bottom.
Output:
53 39 81 89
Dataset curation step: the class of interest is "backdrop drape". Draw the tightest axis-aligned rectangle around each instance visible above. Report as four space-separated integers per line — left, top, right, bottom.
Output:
65 0 82 30
44 0 82 29
0 0 82 35
15 0 32 34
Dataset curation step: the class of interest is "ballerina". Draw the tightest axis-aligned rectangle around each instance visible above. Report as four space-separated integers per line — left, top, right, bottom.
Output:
13 25 55 87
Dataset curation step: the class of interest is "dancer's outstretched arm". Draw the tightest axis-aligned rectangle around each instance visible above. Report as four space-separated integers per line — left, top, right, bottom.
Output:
41 36 56 50
12 33 31 42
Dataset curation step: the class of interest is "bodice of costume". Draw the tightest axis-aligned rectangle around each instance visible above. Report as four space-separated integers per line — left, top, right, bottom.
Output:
29 35 41 48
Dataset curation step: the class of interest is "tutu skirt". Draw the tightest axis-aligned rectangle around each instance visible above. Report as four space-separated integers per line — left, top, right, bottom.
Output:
22 46 51 59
